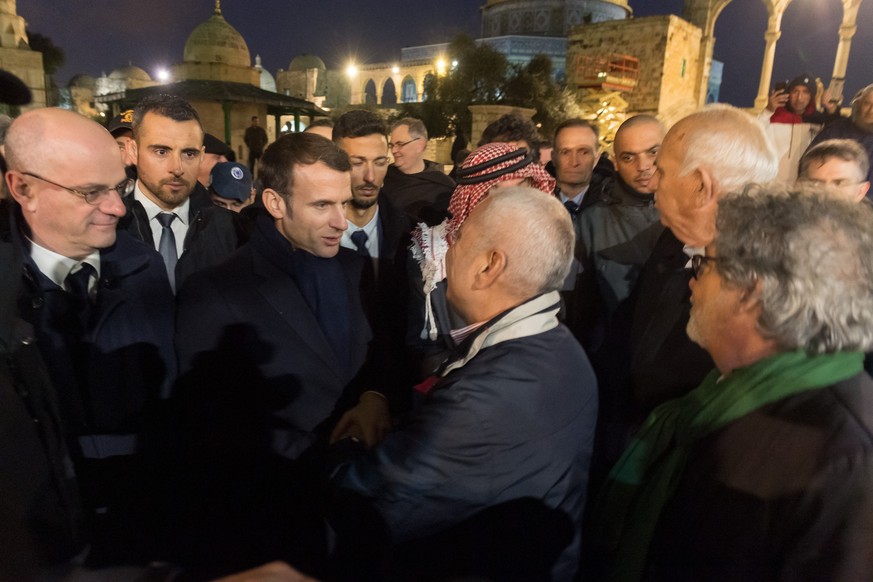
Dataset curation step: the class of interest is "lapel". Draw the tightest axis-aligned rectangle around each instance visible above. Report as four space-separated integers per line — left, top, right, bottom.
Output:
91 236 153 335
250 247 350 382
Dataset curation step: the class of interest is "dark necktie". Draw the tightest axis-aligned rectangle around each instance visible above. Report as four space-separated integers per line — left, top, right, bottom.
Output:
157 213 178 292
564 199 579 216
65 262 95 301
350 230 370 257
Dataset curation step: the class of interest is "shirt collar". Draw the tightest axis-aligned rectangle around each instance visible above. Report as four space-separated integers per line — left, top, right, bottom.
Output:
558 184 589 206
28 237 101 288
341 206 380 244
135 182 190 225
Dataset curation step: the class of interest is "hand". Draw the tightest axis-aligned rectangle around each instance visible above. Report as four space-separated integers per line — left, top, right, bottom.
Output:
822 89 842 114
330 392 391 449
767 89 788 112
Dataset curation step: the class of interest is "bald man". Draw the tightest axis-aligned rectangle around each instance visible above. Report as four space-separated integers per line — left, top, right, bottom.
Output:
3 108 176 566
569 115 665 351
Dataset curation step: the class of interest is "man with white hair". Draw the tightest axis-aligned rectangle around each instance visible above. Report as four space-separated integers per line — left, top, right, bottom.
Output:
596 185 873 581
334 186 598 581
628 105 778 414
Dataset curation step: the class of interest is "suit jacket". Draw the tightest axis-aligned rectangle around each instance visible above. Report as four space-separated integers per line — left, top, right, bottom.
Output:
175 235 373 461
365 194 415 409
5 202 176 565
628 228 714 413
118 183 243 291
171 228 374 574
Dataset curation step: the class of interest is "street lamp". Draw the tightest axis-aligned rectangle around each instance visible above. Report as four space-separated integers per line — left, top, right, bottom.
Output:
155 68 171 83
346 63 358 79
436 58 447 76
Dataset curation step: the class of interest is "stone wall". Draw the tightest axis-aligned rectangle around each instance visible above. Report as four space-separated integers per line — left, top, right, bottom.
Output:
0 47 45 109
566 14 703 127
468 104 537 148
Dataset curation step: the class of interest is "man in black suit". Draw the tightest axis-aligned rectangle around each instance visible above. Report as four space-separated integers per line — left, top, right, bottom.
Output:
4 107 176 567
173 132 388 577
332 110 415 412
628 105 779 415
121 94 240 292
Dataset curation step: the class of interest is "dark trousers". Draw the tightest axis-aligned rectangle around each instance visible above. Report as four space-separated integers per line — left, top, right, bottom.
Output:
248 150 263 177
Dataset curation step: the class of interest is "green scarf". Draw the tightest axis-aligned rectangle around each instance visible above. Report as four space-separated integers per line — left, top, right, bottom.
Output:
594 350 863 582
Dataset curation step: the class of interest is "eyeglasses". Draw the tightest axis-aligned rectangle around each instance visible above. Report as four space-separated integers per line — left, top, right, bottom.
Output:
691 254 718 279
388 137 421 150
22 171 135 205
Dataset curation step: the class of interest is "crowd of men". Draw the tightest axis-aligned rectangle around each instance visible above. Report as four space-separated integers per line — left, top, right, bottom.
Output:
2 63 873 582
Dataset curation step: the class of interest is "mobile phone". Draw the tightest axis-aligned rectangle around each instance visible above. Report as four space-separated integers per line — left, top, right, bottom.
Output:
774 80 788 92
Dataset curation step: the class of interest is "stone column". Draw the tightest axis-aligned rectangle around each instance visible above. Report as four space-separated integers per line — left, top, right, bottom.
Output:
754 0 793 111
829 0 862 102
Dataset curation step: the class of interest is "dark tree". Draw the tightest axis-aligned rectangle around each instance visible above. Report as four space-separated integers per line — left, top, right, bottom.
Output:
28 31 65 76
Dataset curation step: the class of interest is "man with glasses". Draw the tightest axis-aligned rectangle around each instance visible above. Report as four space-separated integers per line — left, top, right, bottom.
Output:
383 117 454 223
2 107 176 566
798 138 870 202
123 94 240 293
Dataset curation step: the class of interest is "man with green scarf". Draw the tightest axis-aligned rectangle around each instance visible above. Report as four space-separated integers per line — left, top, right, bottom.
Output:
593 185 873 581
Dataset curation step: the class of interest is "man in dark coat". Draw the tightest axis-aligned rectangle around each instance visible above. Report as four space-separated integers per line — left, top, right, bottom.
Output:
627 106 778 416
382 117 455 224
121 93 240 293
334 187 598 581
333 110 415 410
595 186 873 582
173 133 388 578
4 107 176 567
244 115 269 176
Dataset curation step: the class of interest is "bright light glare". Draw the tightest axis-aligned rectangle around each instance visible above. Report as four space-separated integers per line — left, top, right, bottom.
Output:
156 68 171 82
346 64 358 78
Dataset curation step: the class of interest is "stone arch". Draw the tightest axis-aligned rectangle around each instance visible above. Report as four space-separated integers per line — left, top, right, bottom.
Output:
682 0 862 108
363 79 377 104
381 77 397 105
401 75 417 102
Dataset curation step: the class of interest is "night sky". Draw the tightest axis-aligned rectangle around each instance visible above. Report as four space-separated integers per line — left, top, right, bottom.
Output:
22 0 873 107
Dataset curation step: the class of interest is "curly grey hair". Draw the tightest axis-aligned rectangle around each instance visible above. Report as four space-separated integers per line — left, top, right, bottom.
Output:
716 184 873 353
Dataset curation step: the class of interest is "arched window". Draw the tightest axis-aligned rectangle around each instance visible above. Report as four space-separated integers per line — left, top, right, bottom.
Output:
364 79 377 104
401 76 417 103
382 78 397 105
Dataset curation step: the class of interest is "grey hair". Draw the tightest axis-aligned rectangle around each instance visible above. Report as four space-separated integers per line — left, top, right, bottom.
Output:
799 138 869 183
470 186 574 297
390 117 428 141
716 183 873 353
678 104 778 193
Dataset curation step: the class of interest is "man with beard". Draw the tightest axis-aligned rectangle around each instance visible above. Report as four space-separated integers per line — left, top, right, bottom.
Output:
122 94 240 292
333 110 415 411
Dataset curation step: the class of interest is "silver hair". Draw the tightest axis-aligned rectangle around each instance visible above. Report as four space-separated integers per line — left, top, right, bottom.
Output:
716 183 873 353
678 104 778 192
473 186 574 297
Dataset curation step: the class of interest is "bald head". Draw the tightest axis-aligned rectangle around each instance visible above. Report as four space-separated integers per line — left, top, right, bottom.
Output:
5 108 127 259
6 108 122 174
613 115 663 194
652 105 778 247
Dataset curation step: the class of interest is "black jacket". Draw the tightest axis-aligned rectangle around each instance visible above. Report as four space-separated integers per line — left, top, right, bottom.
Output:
118 183 245 291
646 372 873 581
382 162 455 225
